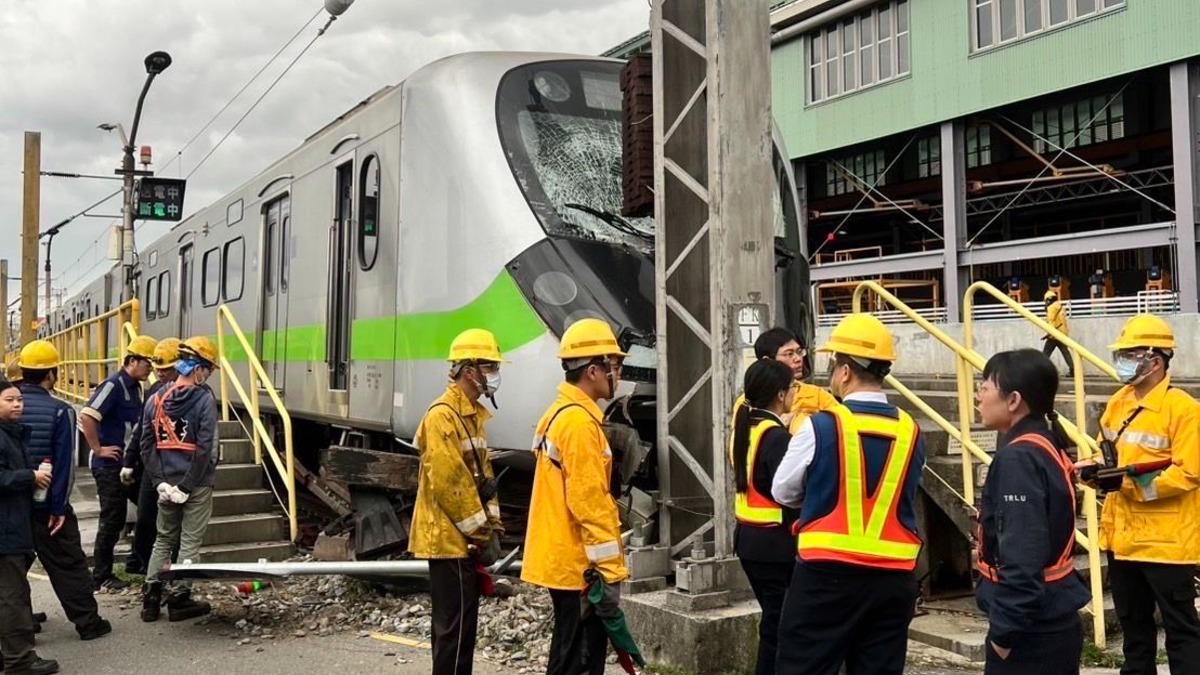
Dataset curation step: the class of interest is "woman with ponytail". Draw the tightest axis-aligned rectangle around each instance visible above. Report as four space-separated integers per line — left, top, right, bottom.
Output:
973 349 1090 675
729 358 796 675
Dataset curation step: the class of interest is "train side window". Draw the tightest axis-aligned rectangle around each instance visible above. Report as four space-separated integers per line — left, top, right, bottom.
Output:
281 215 291 291
159 271 171 317
202 247 221 307
227 199 244 226
358 155 380 271
223 237 245 302
146 278 159 319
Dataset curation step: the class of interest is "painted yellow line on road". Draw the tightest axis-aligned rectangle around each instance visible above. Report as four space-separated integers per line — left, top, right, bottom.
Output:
27 572 50 582
369 632 431 650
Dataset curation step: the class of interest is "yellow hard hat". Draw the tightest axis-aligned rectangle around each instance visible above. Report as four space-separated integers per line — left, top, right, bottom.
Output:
126 335 158 360
817 313 897 362
153 337 183 369
1043 290 1057 301
6 358 23 383
447 329 504 363
558 318 628 360
179 336 219 368
18 340 61 370
1108 314 1175 352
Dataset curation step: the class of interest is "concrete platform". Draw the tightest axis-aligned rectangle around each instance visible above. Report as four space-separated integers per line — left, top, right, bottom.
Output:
622 590 760 675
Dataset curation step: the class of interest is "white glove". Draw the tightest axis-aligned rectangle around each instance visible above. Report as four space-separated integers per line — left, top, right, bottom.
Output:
120 468 136 485
168 486 189 504
156 482 172 503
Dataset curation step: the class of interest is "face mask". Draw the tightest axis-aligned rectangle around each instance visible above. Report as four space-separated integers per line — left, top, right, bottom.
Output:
1114 358 1145 385
483 371 501 396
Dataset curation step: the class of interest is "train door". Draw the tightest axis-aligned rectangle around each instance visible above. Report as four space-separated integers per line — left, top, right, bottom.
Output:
259 195 291 388
327 163 353 390
177 243 194 337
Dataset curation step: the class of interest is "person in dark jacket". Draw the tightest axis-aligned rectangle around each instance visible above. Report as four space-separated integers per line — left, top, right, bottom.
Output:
729 359 797 675
140 337 220 623
16 340 111 641
121 337 182 575
0 378 60 675
974 349 1090 675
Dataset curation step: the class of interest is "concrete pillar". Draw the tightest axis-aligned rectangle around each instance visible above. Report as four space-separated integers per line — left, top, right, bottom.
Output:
1169 60 1199 313
940 121 968 321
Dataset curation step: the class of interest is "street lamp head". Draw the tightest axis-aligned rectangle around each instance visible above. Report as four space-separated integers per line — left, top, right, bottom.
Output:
325 0 355 17
98 123 118 132
144 51 172 75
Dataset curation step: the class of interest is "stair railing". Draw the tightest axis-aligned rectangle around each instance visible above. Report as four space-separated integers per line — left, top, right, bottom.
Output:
851 280 1108 647
42 300 140 404
215 305 297 542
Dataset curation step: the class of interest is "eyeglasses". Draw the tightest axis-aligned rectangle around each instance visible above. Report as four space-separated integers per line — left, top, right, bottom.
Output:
777 348 807 360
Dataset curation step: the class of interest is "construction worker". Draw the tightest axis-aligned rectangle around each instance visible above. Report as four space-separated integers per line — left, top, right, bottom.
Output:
121 337 182 575
0 377 59 675
973 349 1089 674
409 328 505 675
78 334 156 591
1040 291 1073 377
140 337 220 623
1077 315 1200 674
17 341 111 641
772 314 925 675
731 328 838 436
523 318 628 675
729 358 797 675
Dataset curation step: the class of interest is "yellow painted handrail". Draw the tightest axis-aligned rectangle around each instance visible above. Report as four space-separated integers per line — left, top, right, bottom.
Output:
41 300 140 404
851 280 1108 648
215 305 297 542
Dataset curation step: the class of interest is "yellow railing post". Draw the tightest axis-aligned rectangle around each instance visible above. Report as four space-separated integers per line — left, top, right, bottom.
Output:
218 316 230 423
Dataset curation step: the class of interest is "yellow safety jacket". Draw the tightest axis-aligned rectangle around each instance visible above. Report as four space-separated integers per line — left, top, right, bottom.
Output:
1046 300 1068 335
731 418 785 526
522 383 628 590
407 385 498 560
1098 376 1200 563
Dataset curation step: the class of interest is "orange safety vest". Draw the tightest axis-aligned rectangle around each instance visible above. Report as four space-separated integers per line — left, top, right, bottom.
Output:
732 418 785 527
797 405 922 571
977 433 1076 583
152 382 197 453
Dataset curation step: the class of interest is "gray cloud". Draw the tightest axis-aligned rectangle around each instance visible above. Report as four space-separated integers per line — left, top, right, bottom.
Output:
0 0 649 308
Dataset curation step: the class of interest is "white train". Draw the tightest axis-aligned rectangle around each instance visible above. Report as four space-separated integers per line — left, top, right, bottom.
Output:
47 52 811 458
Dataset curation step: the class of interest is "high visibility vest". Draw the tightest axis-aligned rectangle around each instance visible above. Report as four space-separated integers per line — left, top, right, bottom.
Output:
797 404 922 571
977 433 1076 583
732 418 785 527
152 383 197 453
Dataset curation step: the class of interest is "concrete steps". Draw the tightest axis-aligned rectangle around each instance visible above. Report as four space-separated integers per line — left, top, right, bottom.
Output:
206 419 293 562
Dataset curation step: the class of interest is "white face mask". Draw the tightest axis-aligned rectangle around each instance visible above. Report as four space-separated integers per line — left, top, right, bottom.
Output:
483 371 501 396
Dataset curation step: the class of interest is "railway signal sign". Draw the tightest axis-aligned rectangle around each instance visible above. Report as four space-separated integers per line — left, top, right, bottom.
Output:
135 177 187 222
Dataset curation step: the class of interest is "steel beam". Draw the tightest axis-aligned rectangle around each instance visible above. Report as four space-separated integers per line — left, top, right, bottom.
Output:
959 222 1175 267
1170 60 1200 313
652 0 774 590
810 250 945 282
941 122 968 321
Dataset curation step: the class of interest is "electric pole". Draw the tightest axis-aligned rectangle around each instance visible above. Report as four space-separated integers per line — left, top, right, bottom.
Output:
22 131 41 344
1 260 8 353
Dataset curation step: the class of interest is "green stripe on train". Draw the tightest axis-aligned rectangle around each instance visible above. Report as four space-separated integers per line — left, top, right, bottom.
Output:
214 271 546 363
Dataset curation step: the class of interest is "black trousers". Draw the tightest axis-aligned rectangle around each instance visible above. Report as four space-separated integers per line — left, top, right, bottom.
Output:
0 554 39 673
91 466 127 583
1109 555 1200 675
776 564 917 675
429 558 480 675
547 588 607 675
31 507 101 631
983 614 1082 675
740 558 794 675
1041 339 1074 374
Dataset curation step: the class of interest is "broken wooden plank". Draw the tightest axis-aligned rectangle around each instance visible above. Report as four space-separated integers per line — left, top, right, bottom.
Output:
319 445 420 491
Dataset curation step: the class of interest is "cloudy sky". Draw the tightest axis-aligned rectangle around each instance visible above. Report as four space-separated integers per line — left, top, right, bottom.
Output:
0 0 650 311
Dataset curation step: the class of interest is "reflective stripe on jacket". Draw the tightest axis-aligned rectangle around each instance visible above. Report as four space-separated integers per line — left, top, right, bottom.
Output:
732 418 785 526
1098 376 1200 563
798 404 924 571
408 384 496 560
522 382 628 590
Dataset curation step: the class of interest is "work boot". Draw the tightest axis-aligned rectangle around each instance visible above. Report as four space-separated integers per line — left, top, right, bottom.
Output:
24 659 60 675
31 612 47 623
166 590 211 622
141 582 163 623
77 618 112 641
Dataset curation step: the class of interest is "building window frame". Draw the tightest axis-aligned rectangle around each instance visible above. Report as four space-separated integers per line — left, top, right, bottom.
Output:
917 136 941 178
825 149 888 197
807 0 910 105
972 0 1125 53
1031 92 1125 154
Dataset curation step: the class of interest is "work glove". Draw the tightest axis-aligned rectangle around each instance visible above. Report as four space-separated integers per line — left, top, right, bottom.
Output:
479 533 502 567
156 482 173 503
120 468 136 486
168 486 189 504
583 568 621 619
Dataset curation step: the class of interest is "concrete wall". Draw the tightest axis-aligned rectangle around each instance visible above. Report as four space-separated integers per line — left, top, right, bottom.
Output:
813 314 1200 378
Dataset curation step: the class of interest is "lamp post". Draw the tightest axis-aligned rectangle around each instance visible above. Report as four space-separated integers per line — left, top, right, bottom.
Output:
106 50 172 301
